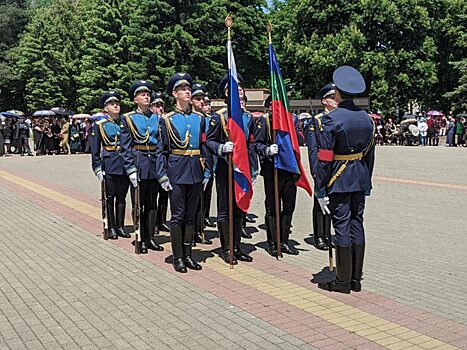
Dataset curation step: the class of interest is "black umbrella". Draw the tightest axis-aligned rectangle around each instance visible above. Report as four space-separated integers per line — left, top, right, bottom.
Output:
32 110 56 117
456 112 467 118
401 114 416 120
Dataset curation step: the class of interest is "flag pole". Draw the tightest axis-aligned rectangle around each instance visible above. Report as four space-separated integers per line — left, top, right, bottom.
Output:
225 15 235 269
267 22 282 260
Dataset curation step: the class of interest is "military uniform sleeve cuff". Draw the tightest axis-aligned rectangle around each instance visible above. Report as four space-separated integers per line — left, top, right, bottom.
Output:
93 167 102 175
158 176 169 185
217 145 224 157
315 189 327 198
126 167 137 176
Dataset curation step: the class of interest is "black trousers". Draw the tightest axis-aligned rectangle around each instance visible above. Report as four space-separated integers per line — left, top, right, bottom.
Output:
157 187 168 226
170 183 202 227
312 196 331 238
195 175 214 231
215 160 244 222
19 135 31 154
105 174 130 229
263 170 297 217
131 179 158 241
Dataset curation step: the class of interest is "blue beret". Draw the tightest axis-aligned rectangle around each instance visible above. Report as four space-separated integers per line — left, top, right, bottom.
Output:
332 66 366 95
218 73 244 97
100 90 121 108
192 83 207 97
129 80 153 98
167 73 193 94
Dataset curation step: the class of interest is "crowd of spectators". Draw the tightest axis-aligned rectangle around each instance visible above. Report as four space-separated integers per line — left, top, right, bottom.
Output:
0 116 93 157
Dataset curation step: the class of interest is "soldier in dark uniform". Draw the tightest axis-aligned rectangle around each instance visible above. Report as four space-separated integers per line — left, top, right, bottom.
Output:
159 73 211 273
206 74 256 264
120 80 165 253
254 96 298 256
191 83 214 245
91 91 131 240
305 84 337 251
314 66 375 294
150 91 170 233
202 93 216 228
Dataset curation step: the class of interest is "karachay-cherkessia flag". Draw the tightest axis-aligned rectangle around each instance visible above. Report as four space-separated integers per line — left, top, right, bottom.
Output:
227 37 253 211
269 43 313 197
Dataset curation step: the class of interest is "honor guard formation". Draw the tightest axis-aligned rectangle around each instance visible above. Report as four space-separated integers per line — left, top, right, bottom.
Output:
91 65 375 294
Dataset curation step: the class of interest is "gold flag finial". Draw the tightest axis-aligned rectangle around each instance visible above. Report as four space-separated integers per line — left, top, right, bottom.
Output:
225 15 233 40
267 21 273 44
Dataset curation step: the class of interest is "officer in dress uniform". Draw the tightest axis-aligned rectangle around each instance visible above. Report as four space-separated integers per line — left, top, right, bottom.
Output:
120 80 165 253
305 84 337 251
150 91 170 233
159 73 211 273
314 66 375 294
91 91 131 240
254 95 299 256
191 83 214 245
206 74 257 264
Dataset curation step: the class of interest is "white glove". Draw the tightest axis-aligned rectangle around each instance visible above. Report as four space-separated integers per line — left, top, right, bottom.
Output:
96 171 104 182
202 178 209 191
317 196 331 215
161 180 173 192
222 141 234 153
267 144 279 156
251 177 257 187
129 173 138 188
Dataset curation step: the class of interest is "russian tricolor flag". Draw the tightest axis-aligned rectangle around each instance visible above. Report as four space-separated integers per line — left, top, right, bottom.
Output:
227 39 253 212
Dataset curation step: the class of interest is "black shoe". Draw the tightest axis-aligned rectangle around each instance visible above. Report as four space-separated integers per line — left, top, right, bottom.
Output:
241 228 252 239
234 249 253 262
281 243 298 255
220 252 238 265
116 227 131 238
245 215 256 223
184 256 202 270
313 236 328 251
147 239 164 251
108 228 118 240
326 237 336 249
158 223 170 232
318 279 351 294
194 232 213 245
351 280 362 292
173 258 187 273
205 218 216 227
140 241 148 254
267 242 277 257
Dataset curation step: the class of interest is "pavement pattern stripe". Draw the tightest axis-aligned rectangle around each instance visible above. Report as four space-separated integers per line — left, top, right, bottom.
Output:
373 176 467 192
0 171 464 349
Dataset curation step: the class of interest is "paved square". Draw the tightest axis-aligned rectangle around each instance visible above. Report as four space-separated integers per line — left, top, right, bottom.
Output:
0 146 466 349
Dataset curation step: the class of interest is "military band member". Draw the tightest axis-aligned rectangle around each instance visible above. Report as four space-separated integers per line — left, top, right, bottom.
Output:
191 83 214 245
150 91 170 233
91 91 131 240
314 66 375 294
305 84 337 251
120 80 165 253
159 73 211 273
206 74 257 264
254 96 298 256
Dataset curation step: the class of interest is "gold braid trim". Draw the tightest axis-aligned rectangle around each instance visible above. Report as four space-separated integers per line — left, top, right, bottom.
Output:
219 110 229 138
264 114 272 142
126 115 149 143
327 161 349 188
164 114 190 149
98 118 118 146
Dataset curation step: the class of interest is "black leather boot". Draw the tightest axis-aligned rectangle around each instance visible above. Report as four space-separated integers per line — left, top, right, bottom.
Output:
234 218 253 262
280 215 298 255
194 232 213 245
157 198 169 232
116 202 131 238
106 199 118 240
351 244 365 292
218 221 237 265
170 226 186 273
313 236 328 251
147 210 163 251
183 225 202 270
318 246 352 294
205 218 216 227
265 215 277 257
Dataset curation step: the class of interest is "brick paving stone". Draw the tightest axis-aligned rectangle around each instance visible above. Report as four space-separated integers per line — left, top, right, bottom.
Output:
0 178 315 350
